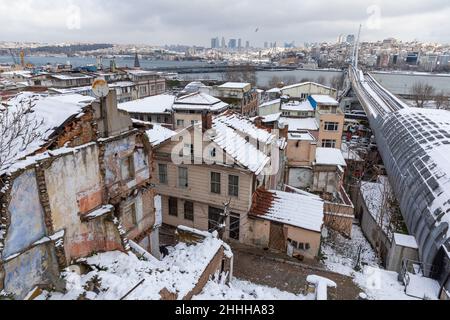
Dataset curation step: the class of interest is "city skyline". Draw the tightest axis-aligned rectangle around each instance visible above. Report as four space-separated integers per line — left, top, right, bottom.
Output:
1 0 450 46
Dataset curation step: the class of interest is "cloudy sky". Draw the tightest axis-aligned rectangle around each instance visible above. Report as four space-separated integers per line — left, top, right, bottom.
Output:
1 0 449 46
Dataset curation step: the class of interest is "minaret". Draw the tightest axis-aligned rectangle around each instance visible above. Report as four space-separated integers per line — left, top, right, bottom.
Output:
134 50 141 69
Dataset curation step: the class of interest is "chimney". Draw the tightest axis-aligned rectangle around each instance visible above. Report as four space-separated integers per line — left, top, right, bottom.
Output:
202 111 213 132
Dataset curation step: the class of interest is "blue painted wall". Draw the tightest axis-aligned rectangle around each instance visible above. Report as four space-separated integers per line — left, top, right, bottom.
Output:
3 245 59 299
3 169 47 258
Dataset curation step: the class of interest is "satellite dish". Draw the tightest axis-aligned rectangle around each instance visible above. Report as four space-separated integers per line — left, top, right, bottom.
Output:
92 77 109 98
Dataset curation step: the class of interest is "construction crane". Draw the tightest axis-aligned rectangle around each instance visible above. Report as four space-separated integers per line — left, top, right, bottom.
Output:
20 50 25 68
8 49 29 69
8 49 18 65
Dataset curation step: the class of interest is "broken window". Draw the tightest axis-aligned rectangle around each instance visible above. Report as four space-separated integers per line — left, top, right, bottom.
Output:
123 202 137 226
121 155 135 181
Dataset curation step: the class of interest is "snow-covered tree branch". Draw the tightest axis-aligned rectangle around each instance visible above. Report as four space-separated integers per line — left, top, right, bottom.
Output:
0 96 44 172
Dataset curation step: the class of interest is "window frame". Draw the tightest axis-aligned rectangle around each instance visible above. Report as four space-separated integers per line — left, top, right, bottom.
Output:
210 172 221 194
158 163 168 184
321 139 337 148
120 154 135 181
228 175 239 197
184 201 194 221
324 122 339 131
178 167 188 189
168 197 178 217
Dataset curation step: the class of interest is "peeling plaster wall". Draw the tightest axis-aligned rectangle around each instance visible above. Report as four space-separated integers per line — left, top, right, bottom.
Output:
2 169 60 299
3 169 46 258
122 190 157 250
44 144 122 262
3 244 60 299
103 135 150 197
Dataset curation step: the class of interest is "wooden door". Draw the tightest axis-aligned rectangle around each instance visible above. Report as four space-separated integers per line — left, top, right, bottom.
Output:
269 222 286 252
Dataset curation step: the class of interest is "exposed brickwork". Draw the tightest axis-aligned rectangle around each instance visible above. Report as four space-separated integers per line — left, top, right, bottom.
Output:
35 163 55 236
51 108 97 149
112 215 131 252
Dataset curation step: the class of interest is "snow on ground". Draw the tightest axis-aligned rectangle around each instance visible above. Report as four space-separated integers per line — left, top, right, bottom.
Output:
38 234 230 300
35 232 313 301
193 278 313 300
354 267 417 300
321 225 380 277
322 224 420 300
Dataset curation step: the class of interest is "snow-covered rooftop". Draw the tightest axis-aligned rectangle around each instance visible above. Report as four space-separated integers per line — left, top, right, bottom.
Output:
288 131 315 141
259 99 280 109
260 112 282 123
315 148 347 166
173 92 229 112
281 100 314 112
393 233 418 249
51 73 93 80
1 70 33 78
250 188 324 232
49 86 93 95
118 94 175 114
214 112 274 144
211 112 274 175
281 82 335 92
310 95 339 105
218 82 250 90
126 69 155 76
1 93 95 173
266 87 281 93
146 124 176 147
280 117 319 131
109 81 135 88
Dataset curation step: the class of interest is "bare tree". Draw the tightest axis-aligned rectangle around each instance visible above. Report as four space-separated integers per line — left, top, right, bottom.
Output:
268 75 283 88
330 75 344 91
240 64 257 87
0 97 44 173
365 176 404 260
411 82 435 108
282 75 298 86
316 76 327 85
300 78 312 83
224 64 257 86
435 91 450 110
